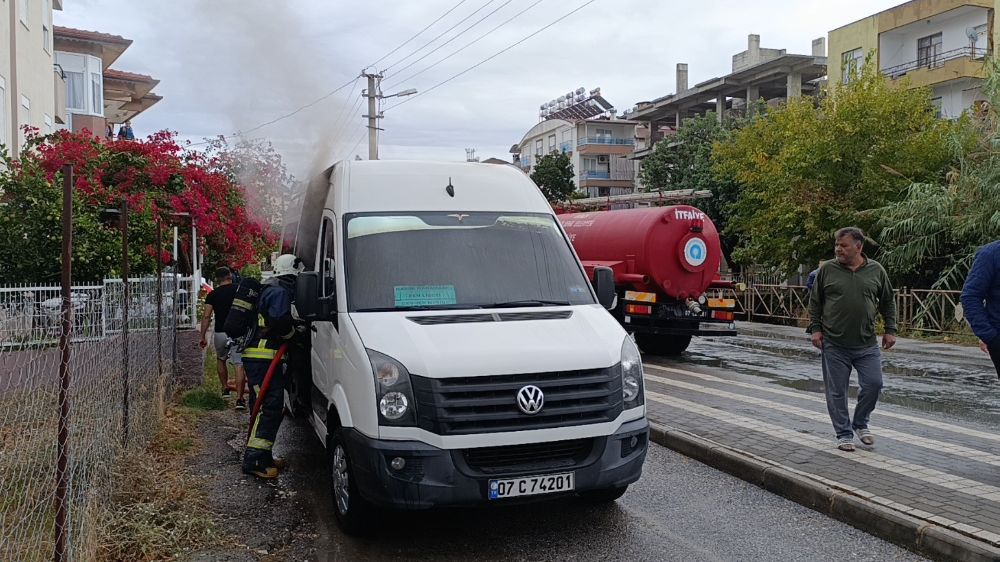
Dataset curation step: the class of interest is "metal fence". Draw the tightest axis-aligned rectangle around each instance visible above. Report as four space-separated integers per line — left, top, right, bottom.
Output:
0 275 186 561
730 283 971 335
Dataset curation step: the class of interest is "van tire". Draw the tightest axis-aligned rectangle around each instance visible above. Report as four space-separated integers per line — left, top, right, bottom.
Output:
635 333 691 356
328 428 375 535
579 485 628 504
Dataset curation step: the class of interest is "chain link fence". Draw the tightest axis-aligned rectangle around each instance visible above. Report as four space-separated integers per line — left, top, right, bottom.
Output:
0 275 196 561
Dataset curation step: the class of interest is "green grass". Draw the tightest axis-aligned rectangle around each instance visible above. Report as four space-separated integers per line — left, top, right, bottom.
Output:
180 388 226 411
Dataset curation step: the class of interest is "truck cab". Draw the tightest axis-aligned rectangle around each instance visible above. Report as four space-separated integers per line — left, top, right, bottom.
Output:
287 160 648 534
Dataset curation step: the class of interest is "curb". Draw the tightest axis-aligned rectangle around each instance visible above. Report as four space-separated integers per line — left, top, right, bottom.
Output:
648 423 1000 562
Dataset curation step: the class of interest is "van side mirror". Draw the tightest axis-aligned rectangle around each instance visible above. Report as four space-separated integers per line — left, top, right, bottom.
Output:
593 266 616 310
297 271 336 321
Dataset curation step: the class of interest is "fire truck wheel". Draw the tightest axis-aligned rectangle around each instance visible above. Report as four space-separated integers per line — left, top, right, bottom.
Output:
635 333 692 356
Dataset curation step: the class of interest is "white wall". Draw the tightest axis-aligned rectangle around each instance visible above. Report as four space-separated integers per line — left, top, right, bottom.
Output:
932 78 984 118
879 6 989 72
1 0 58 151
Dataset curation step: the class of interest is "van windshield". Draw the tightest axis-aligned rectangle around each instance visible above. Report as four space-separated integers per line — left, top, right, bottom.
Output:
344 212 595 312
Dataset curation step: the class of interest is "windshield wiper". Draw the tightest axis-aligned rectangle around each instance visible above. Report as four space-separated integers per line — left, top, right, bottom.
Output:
479 299 571 308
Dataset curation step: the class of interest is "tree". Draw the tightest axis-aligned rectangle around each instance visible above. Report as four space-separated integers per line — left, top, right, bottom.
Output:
531 152 576 202
877 58 1000 291
639 112 745 263
0 129 277 283
713 63 963 274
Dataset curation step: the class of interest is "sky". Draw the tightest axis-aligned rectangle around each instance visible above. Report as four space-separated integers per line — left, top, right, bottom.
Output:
56 0 906 179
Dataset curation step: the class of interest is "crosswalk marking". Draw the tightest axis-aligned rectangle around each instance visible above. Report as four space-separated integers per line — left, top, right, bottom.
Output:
646 390 1000 504
645 363 1000 444
643 372 1000 466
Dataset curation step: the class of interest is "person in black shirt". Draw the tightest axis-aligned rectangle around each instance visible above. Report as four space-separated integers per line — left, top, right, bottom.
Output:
199 266 248 409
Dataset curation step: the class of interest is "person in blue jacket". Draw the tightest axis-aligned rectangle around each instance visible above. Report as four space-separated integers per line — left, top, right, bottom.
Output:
960 240 1000 379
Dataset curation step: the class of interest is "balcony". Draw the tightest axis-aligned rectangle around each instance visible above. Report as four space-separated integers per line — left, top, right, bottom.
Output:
517 158 531 171
577 137 635 147
883 47 989 87
581 170 611 180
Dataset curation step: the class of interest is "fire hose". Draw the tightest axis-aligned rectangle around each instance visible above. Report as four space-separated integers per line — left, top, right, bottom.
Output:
246 343 289 445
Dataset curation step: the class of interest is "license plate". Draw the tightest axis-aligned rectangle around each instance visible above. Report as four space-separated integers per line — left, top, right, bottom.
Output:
699 322 733 331
488 472 575 500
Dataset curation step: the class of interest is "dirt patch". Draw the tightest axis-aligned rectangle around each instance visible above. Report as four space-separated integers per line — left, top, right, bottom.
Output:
179 406 323 561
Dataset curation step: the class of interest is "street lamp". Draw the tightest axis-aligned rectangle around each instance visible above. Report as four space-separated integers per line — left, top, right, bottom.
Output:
382 88 417 99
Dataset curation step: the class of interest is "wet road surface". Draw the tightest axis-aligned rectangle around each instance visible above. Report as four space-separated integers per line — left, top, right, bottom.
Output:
683 334 1000 427
276 419 923 562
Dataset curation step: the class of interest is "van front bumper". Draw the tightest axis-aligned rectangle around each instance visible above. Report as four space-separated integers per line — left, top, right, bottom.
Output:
343 417 648 510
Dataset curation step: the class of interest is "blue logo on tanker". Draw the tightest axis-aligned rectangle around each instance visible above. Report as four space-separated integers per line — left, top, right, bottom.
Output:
684 238 708 267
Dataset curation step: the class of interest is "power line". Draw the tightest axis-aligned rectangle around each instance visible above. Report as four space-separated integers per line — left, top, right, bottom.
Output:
188 2 481 147
384 0 599 112
383 0 498 72
383 0 517 83
384 0 546 89
368 0 473 68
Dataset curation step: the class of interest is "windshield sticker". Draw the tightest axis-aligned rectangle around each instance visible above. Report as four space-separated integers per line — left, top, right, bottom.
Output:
394 285 458 307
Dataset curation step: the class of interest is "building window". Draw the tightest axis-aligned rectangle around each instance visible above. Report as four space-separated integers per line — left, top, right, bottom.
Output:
596 128 612 139
42 0 51 54
841 48 863 84
91 72 103 114
19 95 30 132
19 0 28 27
0 76 6 147
535 139 542 156
548 134 556 153
917 33 943 68
55 52 104 117
931 97 943 119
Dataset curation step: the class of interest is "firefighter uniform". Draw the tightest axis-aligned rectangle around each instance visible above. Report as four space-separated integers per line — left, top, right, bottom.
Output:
241 275 297 478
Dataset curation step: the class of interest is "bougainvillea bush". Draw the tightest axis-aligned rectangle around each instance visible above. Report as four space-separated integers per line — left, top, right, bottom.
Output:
0 129 278 283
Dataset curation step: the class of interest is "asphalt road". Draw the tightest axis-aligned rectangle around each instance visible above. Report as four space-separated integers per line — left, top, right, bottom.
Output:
274 420 924 562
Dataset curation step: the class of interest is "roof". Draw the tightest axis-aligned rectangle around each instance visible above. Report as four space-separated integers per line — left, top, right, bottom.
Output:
53 26 132 46
342 160 551 215
103 68 156 83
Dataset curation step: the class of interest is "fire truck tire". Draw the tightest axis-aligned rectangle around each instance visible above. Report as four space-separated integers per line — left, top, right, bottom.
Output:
635 333 692 356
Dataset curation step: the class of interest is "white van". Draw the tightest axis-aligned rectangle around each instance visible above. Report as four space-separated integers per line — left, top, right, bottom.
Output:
288 160 648 534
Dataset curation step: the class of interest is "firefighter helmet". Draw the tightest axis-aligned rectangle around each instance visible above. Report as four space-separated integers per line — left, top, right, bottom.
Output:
273 254 304 277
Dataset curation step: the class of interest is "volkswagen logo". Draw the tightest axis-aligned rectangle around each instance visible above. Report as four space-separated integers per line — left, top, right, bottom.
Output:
516 385 544 415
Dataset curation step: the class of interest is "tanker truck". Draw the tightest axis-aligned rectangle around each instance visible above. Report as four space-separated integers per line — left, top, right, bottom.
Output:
559 205 738 356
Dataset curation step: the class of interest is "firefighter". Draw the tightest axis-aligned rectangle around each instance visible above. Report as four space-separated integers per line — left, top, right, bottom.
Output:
241 254 304 479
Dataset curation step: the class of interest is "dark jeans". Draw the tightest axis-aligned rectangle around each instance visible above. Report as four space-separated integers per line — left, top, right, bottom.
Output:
243 358 289 470
988 338 1000 379
821 342 884 440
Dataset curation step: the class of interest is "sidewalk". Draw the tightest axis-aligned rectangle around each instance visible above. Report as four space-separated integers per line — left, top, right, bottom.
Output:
642 349 1000 561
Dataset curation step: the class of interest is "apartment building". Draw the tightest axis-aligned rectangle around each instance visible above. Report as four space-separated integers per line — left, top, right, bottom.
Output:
514 117 638 198
54 26 162 135
829 0 996 118
1 0 66 153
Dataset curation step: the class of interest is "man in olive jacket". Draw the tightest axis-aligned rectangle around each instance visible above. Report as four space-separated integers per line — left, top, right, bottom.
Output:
808 227 897 452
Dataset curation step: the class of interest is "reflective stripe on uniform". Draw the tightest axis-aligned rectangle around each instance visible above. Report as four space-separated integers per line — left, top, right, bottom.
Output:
247 412 273 451
243 313 276 360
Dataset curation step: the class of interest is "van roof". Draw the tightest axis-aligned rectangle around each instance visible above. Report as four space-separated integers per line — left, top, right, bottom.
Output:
339 160 552 214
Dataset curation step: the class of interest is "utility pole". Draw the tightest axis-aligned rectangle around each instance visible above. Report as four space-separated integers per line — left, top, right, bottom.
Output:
361 70 417 160
363 72 381 160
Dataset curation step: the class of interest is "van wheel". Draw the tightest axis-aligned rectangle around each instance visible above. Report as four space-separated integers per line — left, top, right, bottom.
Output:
635 333 692 356
579 485 628 504
328 428 375 535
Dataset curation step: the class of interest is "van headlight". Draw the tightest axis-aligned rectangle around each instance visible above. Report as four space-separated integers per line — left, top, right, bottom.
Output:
367 350 417 426
621 336 644 408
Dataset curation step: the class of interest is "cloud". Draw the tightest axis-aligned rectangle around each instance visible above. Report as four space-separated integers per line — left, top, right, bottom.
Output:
56 0 906 172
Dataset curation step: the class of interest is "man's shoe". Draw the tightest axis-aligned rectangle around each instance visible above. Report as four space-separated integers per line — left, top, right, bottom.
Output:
235 398 247 411
244 466 279 479
857 428 875 446
272 456 287 470
837 437 856 452
222 388 232 398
